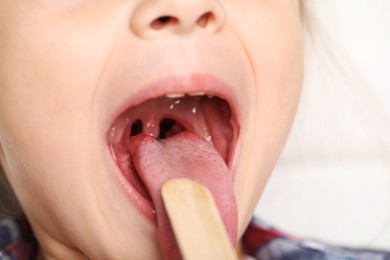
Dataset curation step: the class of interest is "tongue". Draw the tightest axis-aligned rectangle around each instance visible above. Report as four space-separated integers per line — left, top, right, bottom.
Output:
128 132 238 260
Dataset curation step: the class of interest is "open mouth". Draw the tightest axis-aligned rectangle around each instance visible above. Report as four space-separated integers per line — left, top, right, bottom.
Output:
107 92 239 214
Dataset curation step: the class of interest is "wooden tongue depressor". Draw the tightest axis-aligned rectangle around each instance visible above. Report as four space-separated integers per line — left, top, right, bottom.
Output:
161 178 239 260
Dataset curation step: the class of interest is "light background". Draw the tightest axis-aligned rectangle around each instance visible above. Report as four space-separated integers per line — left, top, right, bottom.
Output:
255 0 390 250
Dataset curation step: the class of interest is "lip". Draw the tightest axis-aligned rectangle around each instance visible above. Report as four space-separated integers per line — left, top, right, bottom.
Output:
106 73 241 222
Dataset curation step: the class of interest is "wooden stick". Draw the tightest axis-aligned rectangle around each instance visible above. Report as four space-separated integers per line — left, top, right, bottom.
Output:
162 178 239 260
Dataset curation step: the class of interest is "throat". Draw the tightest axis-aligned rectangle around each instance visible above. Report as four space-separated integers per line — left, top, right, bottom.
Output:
130 117 186 140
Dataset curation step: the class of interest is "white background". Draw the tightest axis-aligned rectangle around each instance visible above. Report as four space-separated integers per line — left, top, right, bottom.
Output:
255 0 390 250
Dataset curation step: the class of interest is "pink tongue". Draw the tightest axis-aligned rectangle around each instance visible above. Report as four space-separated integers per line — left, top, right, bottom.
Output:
128 132 238 260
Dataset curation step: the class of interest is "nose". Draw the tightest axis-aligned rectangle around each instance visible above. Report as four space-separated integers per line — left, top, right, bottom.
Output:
130 0 226 38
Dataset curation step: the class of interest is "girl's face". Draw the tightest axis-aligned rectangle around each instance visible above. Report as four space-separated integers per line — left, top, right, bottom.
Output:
0 0 303 258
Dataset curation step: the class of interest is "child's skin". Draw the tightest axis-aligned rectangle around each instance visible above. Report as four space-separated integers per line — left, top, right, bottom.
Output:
0 0 303 259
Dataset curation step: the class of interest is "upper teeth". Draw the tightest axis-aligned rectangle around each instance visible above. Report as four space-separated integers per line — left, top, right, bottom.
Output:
188 92 205 96
166 93 185 98
166 92 214 98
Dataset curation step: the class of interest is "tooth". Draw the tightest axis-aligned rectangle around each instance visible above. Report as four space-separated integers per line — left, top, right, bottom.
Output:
166 93 185 98
188 92 205 96
207 94 214 98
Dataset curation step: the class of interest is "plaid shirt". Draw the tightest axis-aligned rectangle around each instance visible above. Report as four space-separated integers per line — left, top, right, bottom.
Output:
0 217 37 260
1 216 390 260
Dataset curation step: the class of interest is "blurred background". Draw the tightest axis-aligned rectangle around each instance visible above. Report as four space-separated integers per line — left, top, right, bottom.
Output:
255 0 390 250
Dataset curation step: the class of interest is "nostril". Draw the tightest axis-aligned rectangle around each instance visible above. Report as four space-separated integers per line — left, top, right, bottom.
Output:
130 119 143 136
150 16 179 30
196 12 214 27
149 12 215 31
131 1 226 38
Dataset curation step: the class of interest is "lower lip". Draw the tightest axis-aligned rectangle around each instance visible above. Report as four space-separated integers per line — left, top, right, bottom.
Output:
107 149 157 223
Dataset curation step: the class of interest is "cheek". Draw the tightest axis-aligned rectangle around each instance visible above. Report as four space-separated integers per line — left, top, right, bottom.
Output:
0 6 109 231
0 4 120 178
228 3 304 234
0 2 130 116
